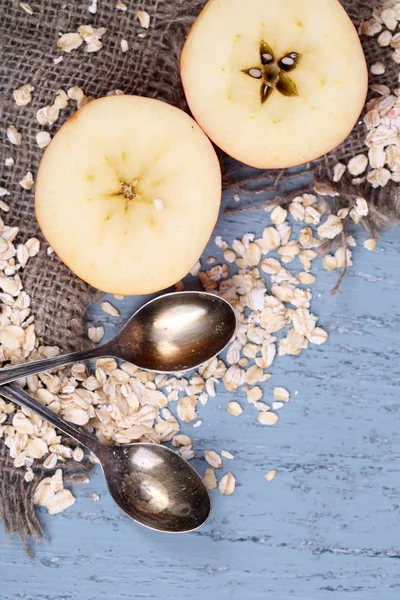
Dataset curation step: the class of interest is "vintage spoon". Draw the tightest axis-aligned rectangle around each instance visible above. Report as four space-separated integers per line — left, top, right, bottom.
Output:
0 383 212 532
0 291 237 385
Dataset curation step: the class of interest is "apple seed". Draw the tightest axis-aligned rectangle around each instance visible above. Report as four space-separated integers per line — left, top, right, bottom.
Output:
243 41 301 104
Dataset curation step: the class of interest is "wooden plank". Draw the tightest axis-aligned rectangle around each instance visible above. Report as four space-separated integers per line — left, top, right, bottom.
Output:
1 193 400 600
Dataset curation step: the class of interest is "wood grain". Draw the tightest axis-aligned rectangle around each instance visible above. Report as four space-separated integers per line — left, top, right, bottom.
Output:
1 193 400 600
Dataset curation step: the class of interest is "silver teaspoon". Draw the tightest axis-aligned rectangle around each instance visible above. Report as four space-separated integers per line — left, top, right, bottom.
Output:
0 383 212 533
0 291 237 385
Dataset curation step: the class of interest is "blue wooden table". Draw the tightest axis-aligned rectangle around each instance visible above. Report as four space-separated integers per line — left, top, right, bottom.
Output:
1 193 400 600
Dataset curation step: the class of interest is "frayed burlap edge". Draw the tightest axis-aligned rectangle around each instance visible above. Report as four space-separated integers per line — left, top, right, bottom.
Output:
0 441 93 557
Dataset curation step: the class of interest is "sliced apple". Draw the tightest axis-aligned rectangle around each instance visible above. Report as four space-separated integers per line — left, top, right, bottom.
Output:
35 96 221 295
181 0 368 169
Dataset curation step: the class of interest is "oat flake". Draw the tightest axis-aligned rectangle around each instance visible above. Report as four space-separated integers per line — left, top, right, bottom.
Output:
100 301 120 317
7 125 22 146
57 32 83 53
137 10 150 28
265 470 277 482
219 473 236 495
204 450 222 469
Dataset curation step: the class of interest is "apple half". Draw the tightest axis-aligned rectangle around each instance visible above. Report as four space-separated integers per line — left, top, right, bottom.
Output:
35 96 221 295
181 0 368 169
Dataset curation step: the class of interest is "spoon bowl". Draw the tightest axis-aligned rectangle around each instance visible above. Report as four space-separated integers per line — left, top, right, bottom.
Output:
101 443 211 532
115 291 237 372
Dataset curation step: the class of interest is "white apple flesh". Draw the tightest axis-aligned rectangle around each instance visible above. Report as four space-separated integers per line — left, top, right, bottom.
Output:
35 96 221 295
181 0 368 169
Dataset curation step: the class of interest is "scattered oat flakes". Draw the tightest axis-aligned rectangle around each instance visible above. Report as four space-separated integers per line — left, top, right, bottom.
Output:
88 0 97 14
47 489 76 515
364 238 377 251
116 0 127 9
57 32 84 53
333 162 346 182
289 201 305 222
317 215 343 240
24 468 34 482
204 450 222 469
20 2 33 14
223 249 236 263
78 25 107 52
348 154 368 176
361 18 382 36
36 105 60 126
16 244 29 267
378 30 392 46
36 131 51 149
13 84 34 107
298 272 316 285
308 328 329 345
121 39 129 53
90 492 100 502
68 86 85 102
265 470 277 482
219 472 236 495
54 89 69 110
25 237 40 257
177 396 198 423
381 7 397 30
5 157 14 168
204 468 217 490
227 401 243 416
88 326 105 343
367 167 391 188
27 437 48 459
243 243 261 266
223 365 244 393
7 125 22 146
371 83 390 95
19 172 34 191
73 447 84 462
221 450 234 460
245 386 263 404
245 364 264 385
270 206 287 225
274 387 290 402
258 411 279 426
272 401 284 411
137 10 150 28
371 61 386 75
100 301 120 317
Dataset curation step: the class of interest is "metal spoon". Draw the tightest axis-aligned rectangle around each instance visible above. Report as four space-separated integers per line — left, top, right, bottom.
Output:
0 383 212 533
0 291 237 385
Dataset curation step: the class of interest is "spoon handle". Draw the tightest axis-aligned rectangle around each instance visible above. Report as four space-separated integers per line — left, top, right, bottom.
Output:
0 383 102 454
0 345 108 386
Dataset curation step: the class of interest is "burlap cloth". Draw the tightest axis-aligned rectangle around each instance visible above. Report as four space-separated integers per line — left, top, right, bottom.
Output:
0 0 396 550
